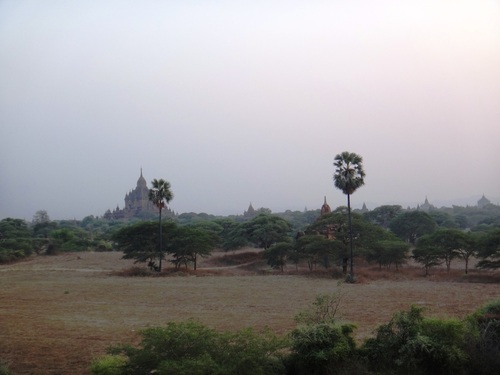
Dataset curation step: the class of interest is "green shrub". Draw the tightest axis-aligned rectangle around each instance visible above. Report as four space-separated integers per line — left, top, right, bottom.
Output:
105 320 285 375
362 305 468 375
286 323 357 375
465 299 500 375
90 355 127 375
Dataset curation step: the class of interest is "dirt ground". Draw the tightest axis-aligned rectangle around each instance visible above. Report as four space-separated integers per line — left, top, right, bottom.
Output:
1 251 499 375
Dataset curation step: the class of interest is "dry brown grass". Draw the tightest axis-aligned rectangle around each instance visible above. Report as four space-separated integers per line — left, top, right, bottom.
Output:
1 250 499 375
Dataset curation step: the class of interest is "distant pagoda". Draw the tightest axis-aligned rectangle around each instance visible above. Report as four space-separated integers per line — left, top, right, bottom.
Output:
104 169 173 220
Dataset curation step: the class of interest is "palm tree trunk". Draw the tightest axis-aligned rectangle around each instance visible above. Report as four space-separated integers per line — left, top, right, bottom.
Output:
347 193 354 279
158 208 162 272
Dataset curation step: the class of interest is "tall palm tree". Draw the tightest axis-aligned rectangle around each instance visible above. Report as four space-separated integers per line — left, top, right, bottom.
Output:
333 151 365 281
149 178 173 272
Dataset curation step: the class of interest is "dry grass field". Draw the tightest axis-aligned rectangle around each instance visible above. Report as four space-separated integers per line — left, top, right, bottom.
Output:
1 250 499 375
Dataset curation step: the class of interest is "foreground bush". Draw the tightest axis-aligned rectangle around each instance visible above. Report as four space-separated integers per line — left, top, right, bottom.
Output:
92 300 500 375
92 320 285 375
362 305 468 375
286 323 358 375
465 299 500 375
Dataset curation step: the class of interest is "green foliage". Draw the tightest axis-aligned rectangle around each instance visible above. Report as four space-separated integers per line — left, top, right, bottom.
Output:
362 305 468 375
243 214 292 250
413 234 444 276
333 151 365 196
90 355 127 375
363 204 402 228
113 221 177 270
476 228 500 269
287 323 357 375
169 226 217 270
366 238 409 270
103 320 285 375
389 210 437 244
263 241 294 272
218 220 250 251
0 218 33 262
427 228 468 272
465 299 500 375
114 221 217 271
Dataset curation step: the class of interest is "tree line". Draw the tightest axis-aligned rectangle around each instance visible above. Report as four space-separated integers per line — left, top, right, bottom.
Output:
1 204 499 276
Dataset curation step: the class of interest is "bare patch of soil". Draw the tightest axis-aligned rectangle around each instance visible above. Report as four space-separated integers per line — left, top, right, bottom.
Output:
0 251 498 374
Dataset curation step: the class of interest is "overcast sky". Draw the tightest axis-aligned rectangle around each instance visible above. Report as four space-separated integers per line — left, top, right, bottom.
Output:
1 0 499 220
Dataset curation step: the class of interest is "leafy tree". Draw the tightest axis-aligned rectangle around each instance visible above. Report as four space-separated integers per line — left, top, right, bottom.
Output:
0 218 33 262
32 210 57 238
148 179 174 272
295 234 339 271
169 226 217 270
457 232 478 275
429 211 459 228
243 214 292 250
476 228 500 270
263 241 294 272
113 221 177 271
215 219 249 251
413 234 444 276
333 151 365 280
427 228 468 272
366 237 410 270
389 210 437 244
363 204 402 228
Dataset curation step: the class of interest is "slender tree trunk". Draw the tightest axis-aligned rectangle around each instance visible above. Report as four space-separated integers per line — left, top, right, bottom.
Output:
347 193 354 279
158 208 162 272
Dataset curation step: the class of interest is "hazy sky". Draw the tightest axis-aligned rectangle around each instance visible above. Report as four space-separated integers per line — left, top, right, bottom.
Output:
1 0 499 220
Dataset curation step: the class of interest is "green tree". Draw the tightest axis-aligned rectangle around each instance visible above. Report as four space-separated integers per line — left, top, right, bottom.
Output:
149 178 174 272
113 221 177 271
295 233 341 271
457 232 478 275
333 151 365 280
476 228 500 270
428 228 468 272
263 241 294 272
243 214 292 250
32 210 57 238
366 237 410 270
364 205 402 228
215 219 249 251
413 234 443 276
389 210 437 244
170 226 217 270
0 218 33 262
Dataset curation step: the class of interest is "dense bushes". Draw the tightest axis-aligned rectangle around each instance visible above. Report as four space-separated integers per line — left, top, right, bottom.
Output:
92 320 286 375
92 299 500 375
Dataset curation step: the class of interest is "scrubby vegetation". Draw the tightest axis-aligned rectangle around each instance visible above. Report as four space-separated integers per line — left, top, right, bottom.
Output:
91 298 500 375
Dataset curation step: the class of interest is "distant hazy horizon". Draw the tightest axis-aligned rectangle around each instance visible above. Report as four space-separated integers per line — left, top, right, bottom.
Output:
1 1 499 221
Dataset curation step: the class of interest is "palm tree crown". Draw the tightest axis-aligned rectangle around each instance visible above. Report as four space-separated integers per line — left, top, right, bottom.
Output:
333 151 365 195
149 179 173 211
